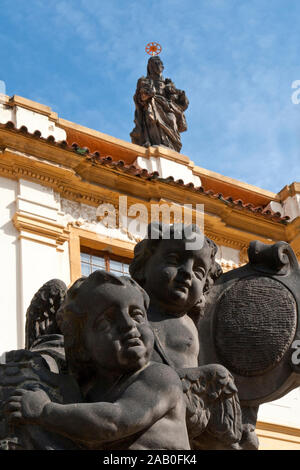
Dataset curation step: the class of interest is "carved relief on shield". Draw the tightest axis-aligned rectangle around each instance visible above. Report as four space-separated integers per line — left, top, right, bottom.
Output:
201 241 300 406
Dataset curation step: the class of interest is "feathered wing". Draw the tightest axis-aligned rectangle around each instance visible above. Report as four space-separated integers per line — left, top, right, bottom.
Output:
177 364 243 447
25 279 67 349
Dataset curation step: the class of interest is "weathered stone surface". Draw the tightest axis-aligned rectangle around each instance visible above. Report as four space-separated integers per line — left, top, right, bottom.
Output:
215 277 297 376
1 230 300 450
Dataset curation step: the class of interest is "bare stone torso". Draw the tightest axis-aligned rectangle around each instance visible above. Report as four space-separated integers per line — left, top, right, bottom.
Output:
149 313 200 369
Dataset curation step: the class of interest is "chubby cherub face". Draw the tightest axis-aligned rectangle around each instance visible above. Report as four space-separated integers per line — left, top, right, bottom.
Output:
143 237 212 316
83 284 154 373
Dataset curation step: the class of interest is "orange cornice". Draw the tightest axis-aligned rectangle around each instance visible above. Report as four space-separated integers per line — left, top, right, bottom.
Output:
277 182 300 201
194 165 279 207
59 117 191 167
2 121 299 257
1 94 287 209
59 119 282 208
0 125 288 227
60 118 147 165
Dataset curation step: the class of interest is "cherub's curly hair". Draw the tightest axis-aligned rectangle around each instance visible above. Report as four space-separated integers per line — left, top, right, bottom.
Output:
25 279 67 349
129 223 222 319
56 270 149 385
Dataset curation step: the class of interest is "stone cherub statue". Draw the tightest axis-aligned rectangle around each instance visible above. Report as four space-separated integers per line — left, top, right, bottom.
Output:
3 272 191 450
129 223 222 370
1 250 242 450
2 225 299 450
129 223 245 449
130 56 189 153
129 226 300 449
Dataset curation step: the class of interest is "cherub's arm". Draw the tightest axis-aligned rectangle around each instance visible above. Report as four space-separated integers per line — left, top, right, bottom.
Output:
4 364 182 446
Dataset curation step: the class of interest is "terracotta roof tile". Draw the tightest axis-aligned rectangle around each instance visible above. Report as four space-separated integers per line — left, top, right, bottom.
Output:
0 121 289 224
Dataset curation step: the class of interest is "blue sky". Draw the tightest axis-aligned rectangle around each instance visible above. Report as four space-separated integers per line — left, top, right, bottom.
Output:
1 0 300 193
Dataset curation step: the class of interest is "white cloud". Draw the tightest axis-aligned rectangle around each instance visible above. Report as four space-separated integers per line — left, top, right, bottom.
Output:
1 0 299 192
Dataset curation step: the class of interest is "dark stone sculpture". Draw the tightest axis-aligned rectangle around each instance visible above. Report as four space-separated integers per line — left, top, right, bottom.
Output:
1 226 300 450
198 239 300 447
0 279 75 450
129 223 244 449
25 278 67 350
130 57 189 153
1 273 190 450
199 240 300 403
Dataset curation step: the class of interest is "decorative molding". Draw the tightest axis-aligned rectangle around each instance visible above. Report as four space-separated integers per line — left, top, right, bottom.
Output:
256 420 300 438
68 228 81 284
278 182 300 201
61 198 98 223
7 95 53 118
60 198 144 245
13 212 70 248
285 218 300 261
256 421 300 449
0 153 107 207
205 230 250 252
220 263 240 272
239 245 249 265
0 140 295 257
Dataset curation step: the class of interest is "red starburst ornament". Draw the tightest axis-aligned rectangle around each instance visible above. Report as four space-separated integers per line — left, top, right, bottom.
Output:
145 42 162 56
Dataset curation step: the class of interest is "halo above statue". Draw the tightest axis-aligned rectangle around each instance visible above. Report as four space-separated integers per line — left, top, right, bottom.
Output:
145 42 162 56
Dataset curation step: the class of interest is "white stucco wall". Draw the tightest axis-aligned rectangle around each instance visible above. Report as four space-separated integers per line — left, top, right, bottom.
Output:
17 180 70 346
258 389 300 428
0 178 70 354
18 237 69 348
0 176 19 353
216 245 241 270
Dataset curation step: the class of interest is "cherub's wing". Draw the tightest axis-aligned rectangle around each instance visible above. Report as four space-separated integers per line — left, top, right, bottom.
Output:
25 279 67 349
205 384 242 445
177 367 209 438
177 364 243 446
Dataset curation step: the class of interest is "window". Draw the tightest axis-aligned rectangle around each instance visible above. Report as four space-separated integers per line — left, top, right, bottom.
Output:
80 251 130 277
109 258 130 276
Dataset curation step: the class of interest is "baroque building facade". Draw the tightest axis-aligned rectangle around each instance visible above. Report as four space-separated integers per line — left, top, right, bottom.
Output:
0 93 300 449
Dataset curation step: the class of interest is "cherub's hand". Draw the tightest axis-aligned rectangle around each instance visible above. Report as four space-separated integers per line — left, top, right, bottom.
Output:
4 387 51 424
